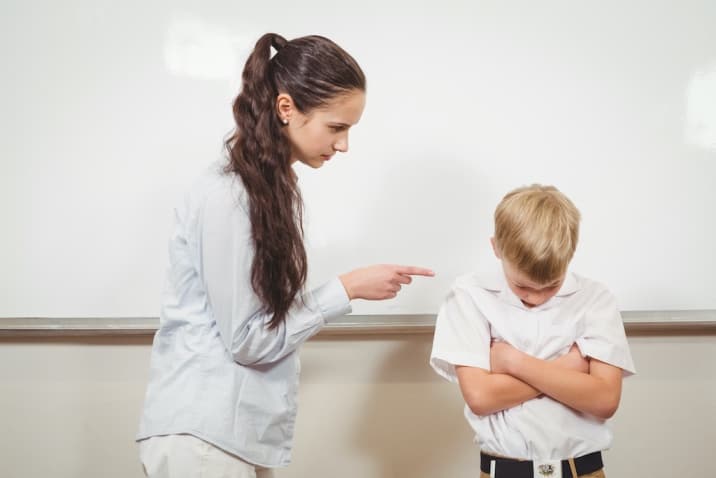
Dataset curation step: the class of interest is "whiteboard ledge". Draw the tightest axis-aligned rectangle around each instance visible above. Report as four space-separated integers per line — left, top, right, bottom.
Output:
0 310 715 337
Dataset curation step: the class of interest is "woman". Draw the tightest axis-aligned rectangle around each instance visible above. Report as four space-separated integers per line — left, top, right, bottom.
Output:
137 33 433 477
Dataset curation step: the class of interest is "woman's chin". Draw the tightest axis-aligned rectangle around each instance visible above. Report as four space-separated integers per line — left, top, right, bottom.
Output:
301 158 326 169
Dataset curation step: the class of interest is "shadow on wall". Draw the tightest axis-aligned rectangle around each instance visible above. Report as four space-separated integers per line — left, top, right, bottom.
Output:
348 334 480 478
340 155 487 476
286 154 489 477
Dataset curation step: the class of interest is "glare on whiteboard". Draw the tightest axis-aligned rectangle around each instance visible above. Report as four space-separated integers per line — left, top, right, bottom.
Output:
685 65 716 152
164 14 251 81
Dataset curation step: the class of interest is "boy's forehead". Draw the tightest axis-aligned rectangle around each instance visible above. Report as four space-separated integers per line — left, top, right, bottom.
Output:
505 262 563 288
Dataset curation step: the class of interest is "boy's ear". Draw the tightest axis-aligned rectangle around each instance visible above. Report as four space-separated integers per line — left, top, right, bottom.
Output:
490 237 501 259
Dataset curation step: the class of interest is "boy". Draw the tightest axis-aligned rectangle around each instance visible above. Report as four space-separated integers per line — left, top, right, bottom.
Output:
430 185 635 478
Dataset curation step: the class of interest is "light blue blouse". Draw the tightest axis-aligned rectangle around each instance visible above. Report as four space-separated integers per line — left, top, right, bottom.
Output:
137 161 351 467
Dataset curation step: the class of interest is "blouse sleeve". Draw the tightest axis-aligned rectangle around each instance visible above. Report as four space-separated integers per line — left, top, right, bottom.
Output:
576 287 636 376
430 281 493 383
200 183 351 366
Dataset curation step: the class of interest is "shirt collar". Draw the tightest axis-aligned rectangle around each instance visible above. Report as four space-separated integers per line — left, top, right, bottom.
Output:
554 272 580 297
474 263 581 309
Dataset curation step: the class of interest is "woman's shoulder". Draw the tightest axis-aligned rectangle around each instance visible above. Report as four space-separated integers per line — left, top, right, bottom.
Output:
185 159 249 213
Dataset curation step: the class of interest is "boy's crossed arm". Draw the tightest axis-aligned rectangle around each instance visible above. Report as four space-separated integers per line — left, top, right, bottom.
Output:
455 344 589 416
489 341 623 419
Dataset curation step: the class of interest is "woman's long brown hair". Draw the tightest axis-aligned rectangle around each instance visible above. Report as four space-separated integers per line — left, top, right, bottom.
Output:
224 33 365 329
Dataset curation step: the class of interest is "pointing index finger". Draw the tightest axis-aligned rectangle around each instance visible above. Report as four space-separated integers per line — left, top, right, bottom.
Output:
395 266 435 277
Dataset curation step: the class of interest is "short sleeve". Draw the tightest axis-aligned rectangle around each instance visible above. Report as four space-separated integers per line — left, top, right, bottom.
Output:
430 284 493 383
576 288 636 376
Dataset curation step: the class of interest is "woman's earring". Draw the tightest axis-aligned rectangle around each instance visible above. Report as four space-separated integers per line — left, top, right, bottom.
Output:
282 118 289 125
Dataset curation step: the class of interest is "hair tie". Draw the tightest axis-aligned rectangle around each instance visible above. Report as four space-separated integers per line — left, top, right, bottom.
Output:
271 34 288 52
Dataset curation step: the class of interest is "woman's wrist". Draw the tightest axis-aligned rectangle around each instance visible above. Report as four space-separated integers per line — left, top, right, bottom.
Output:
338 272 355 300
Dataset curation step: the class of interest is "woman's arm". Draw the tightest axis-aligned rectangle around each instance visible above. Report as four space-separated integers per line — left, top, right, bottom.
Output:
491 341 623 419
456 345 589 416
202 187 433 366
227 265 432 366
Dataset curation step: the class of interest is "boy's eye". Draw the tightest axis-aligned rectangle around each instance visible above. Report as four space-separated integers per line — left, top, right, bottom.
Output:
330 125 347 132
516 284 556 292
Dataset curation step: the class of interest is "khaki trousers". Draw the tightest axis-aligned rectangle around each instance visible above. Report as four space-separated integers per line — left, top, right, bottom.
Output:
139 434 275 478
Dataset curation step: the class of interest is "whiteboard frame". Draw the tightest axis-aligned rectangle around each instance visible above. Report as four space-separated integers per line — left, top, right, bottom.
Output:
1 310 714 337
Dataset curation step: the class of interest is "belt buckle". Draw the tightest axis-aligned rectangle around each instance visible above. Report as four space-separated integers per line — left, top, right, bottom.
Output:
533 459 562 478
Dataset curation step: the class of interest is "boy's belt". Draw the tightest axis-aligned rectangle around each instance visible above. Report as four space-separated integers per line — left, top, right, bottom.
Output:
479 451 603 477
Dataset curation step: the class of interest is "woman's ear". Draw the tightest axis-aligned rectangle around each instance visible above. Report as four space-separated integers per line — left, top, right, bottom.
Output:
490 237 501 259
276 93 294 124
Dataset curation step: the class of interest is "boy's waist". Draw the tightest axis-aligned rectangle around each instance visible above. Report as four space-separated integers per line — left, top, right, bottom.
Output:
467 397 612 458
480 451 603 477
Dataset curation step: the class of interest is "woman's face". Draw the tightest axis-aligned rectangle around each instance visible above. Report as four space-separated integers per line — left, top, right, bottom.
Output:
279 89 366 169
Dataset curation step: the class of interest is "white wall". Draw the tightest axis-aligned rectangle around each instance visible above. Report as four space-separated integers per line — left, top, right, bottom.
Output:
3 0 716 317
1 330 714 477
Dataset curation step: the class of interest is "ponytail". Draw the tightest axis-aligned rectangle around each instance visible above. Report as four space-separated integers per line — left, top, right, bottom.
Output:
225 33 365 329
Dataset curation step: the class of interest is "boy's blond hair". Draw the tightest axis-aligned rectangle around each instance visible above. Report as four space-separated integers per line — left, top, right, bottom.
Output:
494 184 581 284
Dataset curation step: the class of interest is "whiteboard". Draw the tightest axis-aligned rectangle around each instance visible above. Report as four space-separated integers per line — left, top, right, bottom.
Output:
2 0 715 318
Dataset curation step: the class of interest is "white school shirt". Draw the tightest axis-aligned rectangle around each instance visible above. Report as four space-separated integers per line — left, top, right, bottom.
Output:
430 267 636 460
136 161 352 467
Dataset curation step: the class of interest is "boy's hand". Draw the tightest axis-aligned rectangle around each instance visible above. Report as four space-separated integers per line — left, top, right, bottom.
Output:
553 344 590 373
489 340 522 375
491 342 589 376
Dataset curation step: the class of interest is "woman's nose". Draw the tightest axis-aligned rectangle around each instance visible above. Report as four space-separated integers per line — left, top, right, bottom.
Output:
333 134 349 153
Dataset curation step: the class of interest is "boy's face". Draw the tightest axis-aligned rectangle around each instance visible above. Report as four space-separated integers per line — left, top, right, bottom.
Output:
491 238 565 308
501 259 564 308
